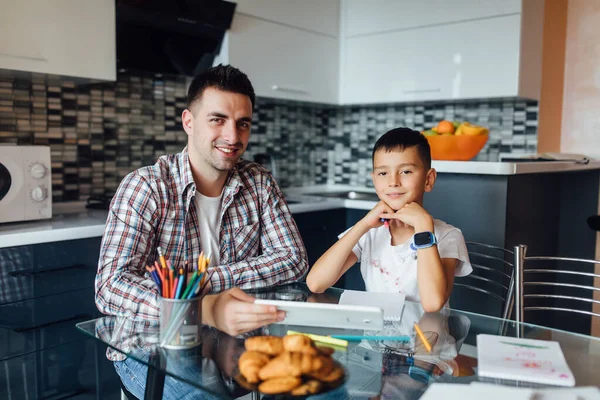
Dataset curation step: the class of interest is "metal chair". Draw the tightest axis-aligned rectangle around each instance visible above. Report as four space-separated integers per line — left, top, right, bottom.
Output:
450 241 515 320
514 244 600 333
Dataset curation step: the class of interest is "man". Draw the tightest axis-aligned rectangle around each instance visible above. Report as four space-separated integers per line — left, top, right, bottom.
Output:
95 64 308 335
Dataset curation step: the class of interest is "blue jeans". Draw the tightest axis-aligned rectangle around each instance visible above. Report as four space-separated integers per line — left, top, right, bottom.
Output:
114 355 230 400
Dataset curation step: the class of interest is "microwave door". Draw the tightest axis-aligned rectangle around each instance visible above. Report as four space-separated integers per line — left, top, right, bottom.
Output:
0 162 11 202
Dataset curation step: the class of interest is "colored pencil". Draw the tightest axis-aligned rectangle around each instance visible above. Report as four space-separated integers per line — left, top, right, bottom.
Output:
414 322 432 353
175 268 185 299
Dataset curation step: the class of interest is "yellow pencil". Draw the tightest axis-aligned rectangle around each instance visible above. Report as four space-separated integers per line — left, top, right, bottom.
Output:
157 246 168 270
200 254 210 287
286 330 348 348
413 322 432 353
198 251 204 271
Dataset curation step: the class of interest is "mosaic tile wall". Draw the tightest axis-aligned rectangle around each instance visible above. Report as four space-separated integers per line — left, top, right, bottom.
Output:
0 71 538 201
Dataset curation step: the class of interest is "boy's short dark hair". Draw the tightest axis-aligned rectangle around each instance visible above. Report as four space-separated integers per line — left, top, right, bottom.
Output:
186 64 255 110
372 127 432 170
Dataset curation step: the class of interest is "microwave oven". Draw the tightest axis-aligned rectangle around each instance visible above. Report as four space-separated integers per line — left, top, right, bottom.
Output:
0 146 52 224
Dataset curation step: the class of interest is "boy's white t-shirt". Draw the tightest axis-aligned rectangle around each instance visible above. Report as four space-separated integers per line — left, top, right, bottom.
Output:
194 190 223 267
339 219 472 302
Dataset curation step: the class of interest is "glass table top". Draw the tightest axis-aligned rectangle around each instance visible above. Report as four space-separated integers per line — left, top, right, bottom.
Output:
76 283 600 399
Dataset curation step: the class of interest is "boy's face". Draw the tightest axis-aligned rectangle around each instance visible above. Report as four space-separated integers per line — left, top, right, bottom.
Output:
371 146 436 211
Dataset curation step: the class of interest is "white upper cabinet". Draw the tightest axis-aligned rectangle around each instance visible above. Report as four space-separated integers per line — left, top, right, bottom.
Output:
342 15 522 104
0 0 116 81
340 0 544 104
343 0 521 37
216 13 339 104
233 0 340 37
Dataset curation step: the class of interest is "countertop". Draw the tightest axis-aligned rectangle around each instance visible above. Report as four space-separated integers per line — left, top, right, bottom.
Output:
2 158 600 248
431 159 600 175
0 187 378 248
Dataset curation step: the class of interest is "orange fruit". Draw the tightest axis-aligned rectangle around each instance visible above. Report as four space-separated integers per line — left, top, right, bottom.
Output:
436 120 455 134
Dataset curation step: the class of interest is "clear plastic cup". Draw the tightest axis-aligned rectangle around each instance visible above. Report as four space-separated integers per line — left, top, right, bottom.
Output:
159 296 202 349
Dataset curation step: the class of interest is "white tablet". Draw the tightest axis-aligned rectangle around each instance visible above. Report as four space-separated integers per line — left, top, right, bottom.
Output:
254 299 384 330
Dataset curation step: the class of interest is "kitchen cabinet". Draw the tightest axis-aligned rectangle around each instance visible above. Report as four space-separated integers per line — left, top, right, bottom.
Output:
294 208 367 290
216 13 339 104
342 0 521 37
233 0 340 37
294 209 346 269
0 0 115 81
340 0 544 104
0 237 121 399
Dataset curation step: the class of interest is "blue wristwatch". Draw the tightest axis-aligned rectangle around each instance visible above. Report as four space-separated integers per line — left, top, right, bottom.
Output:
410 231 437 250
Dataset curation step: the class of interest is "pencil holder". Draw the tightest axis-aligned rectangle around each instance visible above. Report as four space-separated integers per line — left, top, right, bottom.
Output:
159 296 203 350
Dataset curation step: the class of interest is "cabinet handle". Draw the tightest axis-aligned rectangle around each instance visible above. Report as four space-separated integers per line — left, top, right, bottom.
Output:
403 89 441 94
0 53 47 62
13 313 93 333
271 85 309 95
9 263 86 278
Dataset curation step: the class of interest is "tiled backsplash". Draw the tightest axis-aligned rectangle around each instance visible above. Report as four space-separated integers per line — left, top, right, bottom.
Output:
0 72 538 201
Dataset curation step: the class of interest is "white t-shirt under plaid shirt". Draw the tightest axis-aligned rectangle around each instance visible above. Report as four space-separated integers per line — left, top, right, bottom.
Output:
340 219 472 301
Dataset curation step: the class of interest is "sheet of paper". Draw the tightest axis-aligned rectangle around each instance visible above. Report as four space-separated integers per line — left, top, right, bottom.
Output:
476 334 576 387
339 289 405 320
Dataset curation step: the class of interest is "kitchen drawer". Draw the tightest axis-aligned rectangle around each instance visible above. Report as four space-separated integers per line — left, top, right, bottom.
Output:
0 288 100 360
0 339 110 400
0 237 102 305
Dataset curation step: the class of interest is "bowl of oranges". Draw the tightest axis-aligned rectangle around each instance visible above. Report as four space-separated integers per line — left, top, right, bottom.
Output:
422 120 489 161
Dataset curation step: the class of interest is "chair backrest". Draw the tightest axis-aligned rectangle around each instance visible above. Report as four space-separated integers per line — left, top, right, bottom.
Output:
450 241 515 320
514 245 600 334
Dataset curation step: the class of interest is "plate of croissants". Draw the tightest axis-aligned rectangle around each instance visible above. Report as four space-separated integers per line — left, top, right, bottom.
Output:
234 334 347 397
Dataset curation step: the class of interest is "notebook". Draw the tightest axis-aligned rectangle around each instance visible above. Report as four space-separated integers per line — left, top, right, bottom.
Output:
339 290 405 321
476 334 575 387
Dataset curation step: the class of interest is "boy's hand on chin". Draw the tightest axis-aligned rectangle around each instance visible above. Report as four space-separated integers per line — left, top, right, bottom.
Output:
379 202 434 232
362 201 395 229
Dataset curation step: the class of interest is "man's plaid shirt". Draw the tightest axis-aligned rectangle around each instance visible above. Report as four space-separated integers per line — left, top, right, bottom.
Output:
95 148 308 320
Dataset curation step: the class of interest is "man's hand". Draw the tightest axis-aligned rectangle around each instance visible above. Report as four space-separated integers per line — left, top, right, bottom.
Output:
206 288 285 337
379 202 434 233
360 201 396 230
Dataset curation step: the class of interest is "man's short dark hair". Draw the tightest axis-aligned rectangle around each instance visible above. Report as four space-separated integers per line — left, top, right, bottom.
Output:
186 64 255 109
372 127 432 170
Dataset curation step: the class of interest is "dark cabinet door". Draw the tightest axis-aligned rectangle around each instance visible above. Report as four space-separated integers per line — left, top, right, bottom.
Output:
294 208 370 291
342 209 369 291
293 209 346 285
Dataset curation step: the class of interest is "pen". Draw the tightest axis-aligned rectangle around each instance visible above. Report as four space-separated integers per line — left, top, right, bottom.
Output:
414 322 432 353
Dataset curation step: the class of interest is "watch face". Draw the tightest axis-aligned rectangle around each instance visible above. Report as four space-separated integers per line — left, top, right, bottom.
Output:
414 232 433 246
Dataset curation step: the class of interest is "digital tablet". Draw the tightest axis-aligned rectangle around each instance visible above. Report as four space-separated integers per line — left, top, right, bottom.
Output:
254 299 384 330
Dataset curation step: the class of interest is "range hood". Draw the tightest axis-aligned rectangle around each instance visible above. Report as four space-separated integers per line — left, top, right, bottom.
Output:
116 0 236 76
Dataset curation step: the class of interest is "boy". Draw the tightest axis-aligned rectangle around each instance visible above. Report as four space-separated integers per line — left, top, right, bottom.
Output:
306 128 472 312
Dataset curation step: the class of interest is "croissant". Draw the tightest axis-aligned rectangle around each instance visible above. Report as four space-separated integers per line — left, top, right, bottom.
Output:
258 376 302 395
244 335 284 356
291 380 322 396
283 334 318 355
238 351 271 383
258 351 324 380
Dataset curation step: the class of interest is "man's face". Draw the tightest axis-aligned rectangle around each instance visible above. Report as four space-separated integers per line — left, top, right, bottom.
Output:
183 87 253 173
371 146 434 211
